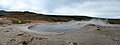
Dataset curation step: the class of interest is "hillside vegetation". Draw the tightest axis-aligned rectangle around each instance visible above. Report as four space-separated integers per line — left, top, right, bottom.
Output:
0 10 120 24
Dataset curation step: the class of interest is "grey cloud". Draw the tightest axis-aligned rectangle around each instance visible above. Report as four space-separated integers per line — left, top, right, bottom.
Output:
0 0 120 18
51 0 120 18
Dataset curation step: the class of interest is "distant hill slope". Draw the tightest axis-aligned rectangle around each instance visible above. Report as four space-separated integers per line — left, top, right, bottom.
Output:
0 10 120 24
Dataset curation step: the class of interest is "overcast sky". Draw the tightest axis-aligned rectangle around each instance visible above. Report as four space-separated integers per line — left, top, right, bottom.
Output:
0 0 120 18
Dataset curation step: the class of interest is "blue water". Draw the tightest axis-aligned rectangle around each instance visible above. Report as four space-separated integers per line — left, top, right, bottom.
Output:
28 23 81 32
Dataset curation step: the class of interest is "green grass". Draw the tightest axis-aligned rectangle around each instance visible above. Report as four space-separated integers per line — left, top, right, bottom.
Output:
108 20 120 24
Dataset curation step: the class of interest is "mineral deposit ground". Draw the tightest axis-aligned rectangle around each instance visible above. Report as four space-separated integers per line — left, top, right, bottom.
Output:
0 20 120 45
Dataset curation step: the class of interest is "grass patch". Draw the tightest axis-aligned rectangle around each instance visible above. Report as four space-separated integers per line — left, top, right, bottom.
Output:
12 19 31 24
108 19 120 24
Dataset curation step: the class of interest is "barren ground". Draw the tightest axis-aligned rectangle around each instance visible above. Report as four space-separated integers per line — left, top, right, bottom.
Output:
0 22 120 45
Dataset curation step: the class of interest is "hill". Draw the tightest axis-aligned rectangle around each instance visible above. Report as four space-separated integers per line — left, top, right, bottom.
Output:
0 10 120 24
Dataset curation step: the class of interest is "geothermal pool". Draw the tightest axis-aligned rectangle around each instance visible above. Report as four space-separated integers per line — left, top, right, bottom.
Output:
28 20 115 32
28 22 82 32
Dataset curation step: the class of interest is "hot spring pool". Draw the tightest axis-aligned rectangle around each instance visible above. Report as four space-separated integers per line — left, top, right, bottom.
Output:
28 22 82 32
28 19 113 32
